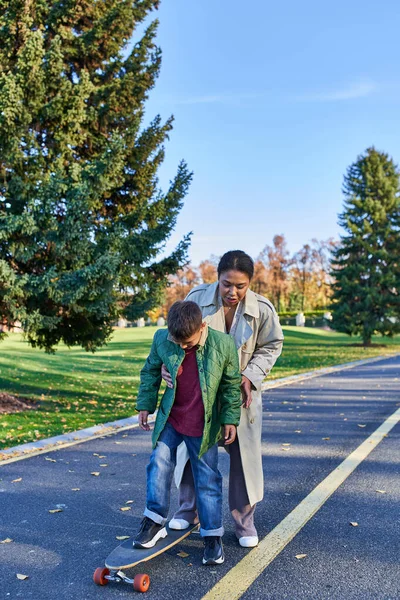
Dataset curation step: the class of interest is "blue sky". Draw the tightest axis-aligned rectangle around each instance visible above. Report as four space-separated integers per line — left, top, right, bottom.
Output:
139 0 400 265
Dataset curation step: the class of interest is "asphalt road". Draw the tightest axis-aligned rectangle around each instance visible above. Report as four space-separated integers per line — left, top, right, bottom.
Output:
0 355 399 600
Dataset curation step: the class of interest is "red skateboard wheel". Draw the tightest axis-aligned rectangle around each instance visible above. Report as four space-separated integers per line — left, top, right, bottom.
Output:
93 567 110 586
133 573 150 592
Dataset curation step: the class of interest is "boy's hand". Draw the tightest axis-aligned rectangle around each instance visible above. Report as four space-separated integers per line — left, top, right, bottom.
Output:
161 364 174 389
224 425 236 445
241 375 252 409
138 410 151 431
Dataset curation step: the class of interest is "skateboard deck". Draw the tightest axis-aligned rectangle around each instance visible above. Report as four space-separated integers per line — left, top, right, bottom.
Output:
105 523 199 570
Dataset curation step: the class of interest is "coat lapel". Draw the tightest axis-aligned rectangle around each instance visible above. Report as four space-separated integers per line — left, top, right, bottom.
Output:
232 289 259 349
232 315 253 349
194 283 260 351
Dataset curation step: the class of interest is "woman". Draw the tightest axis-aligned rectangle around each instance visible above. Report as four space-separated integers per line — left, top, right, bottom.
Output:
163 250 284 547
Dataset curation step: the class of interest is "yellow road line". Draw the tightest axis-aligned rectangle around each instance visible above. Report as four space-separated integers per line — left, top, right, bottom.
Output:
202 407 400 600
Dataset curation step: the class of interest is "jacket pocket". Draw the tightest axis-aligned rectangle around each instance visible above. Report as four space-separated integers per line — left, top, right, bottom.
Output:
240 350 253 371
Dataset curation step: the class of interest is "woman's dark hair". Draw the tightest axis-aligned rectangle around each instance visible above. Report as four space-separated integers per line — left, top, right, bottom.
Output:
217 250 254 280
167 301 203 341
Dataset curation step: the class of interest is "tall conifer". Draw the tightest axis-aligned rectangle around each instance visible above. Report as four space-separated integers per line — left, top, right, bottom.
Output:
331 148 400 345
0 1 191 351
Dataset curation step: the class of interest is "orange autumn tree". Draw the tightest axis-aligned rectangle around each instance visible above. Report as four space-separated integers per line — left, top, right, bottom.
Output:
161 265 200 315
259 235 290 311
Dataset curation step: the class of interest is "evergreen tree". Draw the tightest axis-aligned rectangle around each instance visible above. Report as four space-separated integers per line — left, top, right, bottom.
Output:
0 0 191 352
331 147 400 345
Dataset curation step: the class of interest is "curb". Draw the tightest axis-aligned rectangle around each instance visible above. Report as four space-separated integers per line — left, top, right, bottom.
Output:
0 414 156 465
1 352 398 466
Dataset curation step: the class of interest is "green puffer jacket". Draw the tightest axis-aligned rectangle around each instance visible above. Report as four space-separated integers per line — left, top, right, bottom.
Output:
136 326 242 457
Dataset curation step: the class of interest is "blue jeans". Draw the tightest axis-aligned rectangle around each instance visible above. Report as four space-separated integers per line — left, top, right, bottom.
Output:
144 422 224 537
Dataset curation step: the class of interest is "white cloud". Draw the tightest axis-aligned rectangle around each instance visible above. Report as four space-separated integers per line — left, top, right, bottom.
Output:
297 79 377 102
164 92 267 106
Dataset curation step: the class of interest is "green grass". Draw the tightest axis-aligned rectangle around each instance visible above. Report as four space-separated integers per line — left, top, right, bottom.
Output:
0 327 399 449
274 326 399 378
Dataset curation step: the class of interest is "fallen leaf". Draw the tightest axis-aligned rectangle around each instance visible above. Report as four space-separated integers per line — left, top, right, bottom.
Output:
177 551 189 558
45 458 56 462
71 488 80 492
350 522 358 527
357 424 366 428
12 478 22 483
281 447 290 451
49 509 63 513
98 455 106 459
294 430 302 433
1 538 13 544
116 536 130 541
322 437 330 440
282 443 291 446
375 489 386 494
91 472 100 476
295 554 307 559
125 500 134 504
100 464 108 467
93 453 99 457
16 574 29 580
120 507 131 512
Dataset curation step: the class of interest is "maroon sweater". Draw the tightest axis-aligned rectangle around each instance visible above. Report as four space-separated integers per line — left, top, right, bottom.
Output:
167 346 205 437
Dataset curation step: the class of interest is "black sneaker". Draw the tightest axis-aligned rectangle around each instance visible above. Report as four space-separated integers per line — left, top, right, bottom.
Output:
202 536 225 565
133 517 167 549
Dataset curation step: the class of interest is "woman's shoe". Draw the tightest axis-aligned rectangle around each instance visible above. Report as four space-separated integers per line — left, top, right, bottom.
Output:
169 518 191 530
238 535 259 547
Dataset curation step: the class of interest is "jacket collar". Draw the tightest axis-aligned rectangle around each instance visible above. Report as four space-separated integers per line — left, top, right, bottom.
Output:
201 282 259 319
200 282 219 307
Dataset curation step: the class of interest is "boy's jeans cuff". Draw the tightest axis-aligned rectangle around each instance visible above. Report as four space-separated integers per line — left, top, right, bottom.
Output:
144 507 167 526
200 526 224 537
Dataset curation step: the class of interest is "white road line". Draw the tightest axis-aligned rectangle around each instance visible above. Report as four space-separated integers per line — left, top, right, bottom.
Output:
202 407 400 600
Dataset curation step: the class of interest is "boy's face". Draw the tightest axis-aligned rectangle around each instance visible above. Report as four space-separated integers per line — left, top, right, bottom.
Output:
173 322 206 350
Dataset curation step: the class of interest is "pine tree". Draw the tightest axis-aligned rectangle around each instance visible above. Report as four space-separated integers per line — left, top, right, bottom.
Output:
331 147 400 345
0 1 191 351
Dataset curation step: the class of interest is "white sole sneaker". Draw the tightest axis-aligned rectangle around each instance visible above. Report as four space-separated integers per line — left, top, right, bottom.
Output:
239 535 259 548
169 518 190 530
134 527 167 549
202 554 225 565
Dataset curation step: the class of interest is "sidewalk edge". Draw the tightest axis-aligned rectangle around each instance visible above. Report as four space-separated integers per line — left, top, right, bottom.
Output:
1 352 398 465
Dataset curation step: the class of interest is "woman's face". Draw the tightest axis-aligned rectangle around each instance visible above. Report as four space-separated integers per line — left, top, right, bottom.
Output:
218 270 251 307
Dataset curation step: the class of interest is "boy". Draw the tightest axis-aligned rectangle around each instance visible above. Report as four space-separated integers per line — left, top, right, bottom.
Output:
134 301 242 565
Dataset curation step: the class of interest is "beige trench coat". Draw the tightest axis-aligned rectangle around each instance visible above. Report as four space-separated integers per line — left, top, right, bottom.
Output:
175 282 284 507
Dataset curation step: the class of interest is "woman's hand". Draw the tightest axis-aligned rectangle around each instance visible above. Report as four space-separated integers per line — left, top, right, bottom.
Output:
161 364 174 389
224 424 236 445
241 375 252 409
138 410 151 431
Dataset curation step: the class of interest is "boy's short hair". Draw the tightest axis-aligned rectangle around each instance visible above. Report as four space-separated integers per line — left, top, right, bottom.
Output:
167 301 203 341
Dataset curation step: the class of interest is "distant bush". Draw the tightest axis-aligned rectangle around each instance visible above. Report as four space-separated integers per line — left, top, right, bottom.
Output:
278 310 327 318
278 310 330 328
